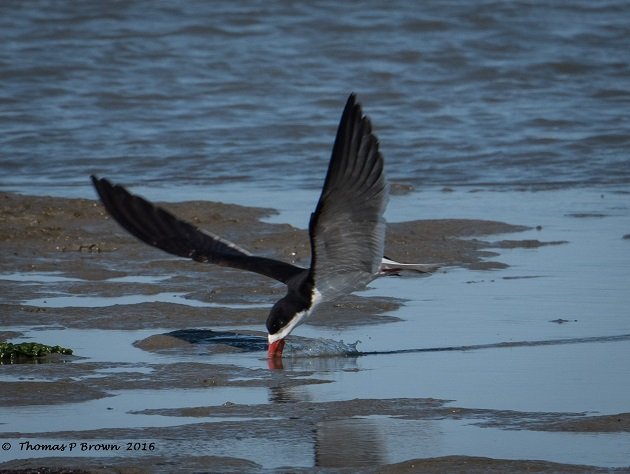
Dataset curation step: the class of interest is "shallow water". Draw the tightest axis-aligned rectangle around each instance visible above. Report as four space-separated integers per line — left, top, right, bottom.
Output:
3 386 271 433
6 417 630 469
317 416 630 469
2 188 629 469
21 292 269 309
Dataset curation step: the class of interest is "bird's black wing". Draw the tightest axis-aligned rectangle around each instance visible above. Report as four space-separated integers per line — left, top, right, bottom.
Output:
91 176 305 284
308 94 388 301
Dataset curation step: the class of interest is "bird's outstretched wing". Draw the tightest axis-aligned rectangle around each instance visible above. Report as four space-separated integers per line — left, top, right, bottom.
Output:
91 176 305 284
308 94 388 301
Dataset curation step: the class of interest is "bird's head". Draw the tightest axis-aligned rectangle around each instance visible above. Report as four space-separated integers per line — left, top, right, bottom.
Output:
266 293 310 360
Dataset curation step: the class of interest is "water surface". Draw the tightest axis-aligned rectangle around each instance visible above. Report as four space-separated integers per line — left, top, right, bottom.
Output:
1 1 629 195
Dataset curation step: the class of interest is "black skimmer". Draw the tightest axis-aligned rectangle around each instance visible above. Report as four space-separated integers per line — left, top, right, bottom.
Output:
91 94 438 361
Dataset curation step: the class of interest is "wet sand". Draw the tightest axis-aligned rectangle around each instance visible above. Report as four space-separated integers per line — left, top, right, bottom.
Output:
1 191 628 473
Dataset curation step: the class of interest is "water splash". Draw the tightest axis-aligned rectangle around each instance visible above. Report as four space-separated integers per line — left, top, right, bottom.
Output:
283 338 361 358
157 330 362 358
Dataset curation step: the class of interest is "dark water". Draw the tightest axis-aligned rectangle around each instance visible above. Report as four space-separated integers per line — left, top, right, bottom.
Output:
1 1 629 195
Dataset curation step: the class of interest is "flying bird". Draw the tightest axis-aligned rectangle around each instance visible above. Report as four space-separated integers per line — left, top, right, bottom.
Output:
91 94 437 360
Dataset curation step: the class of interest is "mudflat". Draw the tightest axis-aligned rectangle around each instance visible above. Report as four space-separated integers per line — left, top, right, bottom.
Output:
1 191 628 473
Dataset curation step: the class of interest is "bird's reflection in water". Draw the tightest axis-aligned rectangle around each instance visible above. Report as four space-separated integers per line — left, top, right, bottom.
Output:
268 384 309 404
267 383 387 468
315 418 386 468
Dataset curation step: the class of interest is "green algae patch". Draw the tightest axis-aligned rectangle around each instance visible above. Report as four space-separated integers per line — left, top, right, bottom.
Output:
0 341 73 363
